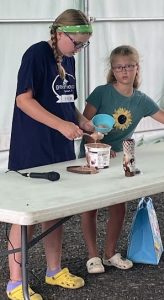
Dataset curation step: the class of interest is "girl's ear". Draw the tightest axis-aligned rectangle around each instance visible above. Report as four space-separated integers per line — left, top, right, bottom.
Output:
56 31 63 40
136 63 139 73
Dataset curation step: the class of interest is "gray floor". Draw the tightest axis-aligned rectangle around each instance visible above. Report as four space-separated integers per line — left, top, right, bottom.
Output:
0 193 164 300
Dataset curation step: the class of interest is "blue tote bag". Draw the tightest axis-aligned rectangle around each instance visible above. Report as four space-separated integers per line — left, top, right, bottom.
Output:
127 197 163 264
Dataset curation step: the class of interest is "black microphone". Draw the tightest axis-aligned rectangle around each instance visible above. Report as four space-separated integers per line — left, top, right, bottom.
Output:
21 171 60 181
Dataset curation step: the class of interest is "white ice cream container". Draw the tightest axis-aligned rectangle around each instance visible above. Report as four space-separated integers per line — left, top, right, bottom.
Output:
85 143 111 169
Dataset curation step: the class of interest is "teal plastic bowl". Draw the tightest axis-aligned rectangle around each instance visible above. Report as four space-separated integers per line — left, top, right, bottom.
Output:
92 114 115 133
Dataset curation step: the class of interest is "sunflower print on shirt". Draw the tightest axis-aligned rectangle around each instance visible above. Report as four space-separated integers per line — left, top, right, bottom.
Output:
113 107 132 130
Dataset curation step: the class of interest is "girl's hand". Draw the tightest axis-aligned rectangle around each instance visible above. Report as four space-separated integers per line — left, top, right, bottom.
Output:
58 120 83 140
75 108 94 132
81 120 94 132
110 149 117 158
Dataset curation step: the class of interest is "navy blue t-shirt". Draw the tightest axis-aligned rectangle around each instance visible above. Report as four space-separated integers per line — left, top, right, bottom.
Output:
8 41 78 170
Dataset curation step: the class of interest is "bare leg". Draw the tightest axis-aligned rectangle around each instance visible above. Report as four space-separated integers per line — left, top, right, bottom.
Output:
81 210 98 258
104 203 126 258
42 220 63 270
43 220 85 288
8 224 34 281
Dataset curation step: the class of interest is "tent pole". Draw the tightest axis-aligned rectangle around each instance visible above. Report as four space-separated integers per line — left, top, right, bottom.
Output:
84 0 90 99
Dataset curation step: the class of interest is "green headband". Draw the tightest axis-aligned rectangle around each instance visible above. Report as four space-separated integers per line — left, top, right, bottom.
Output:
56 24 92 33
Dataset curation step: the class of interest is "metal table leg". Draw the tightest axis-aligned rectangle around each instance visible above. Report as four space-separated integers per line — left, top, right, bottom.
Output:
21 225 30 300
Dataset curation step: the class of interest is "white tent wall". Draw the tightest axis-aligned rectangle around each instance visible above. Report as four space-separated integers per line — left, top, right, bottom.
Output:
0 0 164 170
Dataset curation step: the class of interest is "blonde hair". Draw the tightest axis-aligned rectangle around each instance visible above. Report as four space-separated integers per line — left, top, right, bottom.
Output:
106 45 140 88
50 9 91 80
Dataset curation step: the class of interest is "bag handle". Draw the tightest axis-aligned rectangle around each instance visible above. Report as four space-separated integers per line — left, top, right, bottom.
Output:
138 196 152 209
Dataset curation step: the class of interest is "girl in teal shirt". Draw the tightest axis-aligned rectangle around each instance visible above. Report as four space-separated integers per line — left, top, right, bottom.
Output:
80 45 164 274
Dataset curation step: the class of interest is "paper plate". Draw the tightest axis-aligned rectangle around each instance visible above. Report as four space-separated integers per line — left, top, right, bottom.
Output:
66 165 98 174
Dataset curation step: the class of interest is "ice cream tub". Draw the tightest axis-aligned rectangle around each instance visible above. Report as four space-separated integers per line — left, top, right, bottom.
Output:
85 143 111 169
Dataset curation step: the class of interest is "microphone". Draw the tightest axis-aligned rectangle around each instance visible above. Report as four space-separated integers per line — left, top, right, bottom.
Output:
21 171 60 181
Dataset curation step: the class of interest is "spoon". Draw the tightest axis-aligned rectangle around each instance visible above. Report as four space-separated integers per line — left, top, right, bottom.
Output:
83 132 104 142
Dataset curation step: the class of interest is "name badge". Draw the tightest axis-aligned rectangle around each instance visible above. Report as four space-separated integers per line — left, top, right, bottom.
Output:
60 95 74 103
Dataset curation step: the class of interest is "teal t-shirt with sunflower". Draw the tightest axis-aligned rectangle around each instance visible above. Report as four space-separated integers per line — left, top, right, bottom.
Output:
80 83 159 154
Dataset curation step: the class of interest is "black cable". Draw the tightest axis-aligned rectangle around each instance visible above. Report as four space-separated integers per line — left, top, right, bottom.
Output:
6 170 23 176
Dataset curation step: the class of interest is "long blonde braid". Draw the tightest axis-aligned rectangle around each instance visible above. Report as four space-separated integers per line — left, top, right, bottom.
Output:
50 24 65 80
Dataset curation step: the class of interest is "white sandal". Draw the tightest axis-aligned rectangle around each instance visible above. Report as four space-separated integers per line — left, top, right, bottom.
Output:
86 257 105 274
103 253 133 270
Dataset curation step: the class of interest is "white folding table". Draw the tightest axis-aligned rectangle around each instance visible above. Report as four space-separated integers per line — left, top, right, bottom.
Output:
0 142 164 299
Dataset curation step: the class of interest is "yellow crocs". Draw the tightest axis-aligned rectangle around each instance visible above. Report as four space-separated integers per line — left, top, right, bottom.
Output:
45 267 84 289
7 284 43 300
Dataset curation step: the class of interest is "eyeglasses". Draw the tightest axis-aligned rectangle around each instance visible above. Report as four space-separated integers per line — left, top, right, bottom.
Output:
112 64 137 72
64 32 90 49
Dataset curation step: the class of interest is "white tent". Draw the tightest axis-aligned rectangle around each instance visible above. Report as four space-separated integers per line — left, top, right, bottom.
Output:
0 0 164 170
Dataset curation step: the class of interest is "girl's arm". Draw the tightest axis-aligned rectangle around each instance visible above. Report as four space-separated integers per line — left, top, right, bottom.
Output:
83 102 97 120
75 107 94 132
151 109 164 124
16 90 83 140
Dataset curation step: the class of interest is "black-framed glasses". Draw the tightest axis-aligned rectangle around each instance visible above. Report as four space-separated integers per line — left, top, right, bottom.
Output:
112 64 137 72
64 32 90 49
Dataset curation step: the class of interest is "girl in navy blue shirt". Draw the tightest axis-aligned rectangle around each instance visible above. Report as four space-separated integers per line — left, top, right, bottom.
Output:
7 9 93 300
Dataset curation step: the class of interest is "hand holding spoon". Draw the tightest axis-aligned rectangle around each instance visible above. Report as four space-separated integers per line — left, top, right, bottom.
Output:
83 131 104 142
